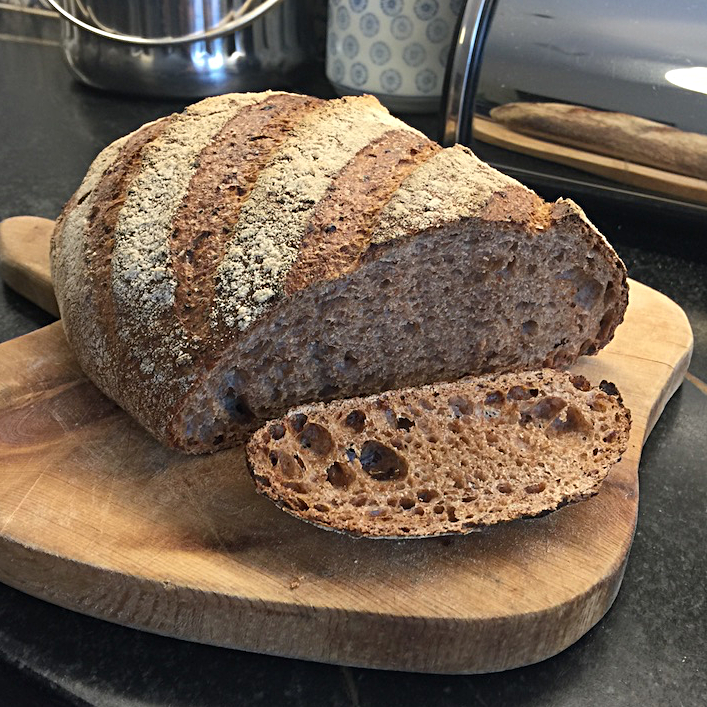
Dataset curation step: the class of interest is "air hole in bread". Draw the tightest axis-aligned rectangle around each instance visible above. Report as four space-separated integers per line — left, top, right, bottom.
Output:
284 481 309 494
224 390 254 424
278 452 301 478
603 280 616 307
498 482 513 494
524 482 546 494
500 258 516 278
269 422 286 440
599 380 621 398
417 489 438 503
400 496 415 510
521 320 538 336
528 396 567 421
550 405 591 435
574 277 603 310
507 385 535 401
485 430 499 445
570 375 591 391
449 395 472 417
396 416 415 431
298 422 333 455
359 440 408 481
598 312 615 340
342 351 358 369
288 413 308 433
344 409 366 433
326 462 354 489
484 390 506 406
589 398 607 412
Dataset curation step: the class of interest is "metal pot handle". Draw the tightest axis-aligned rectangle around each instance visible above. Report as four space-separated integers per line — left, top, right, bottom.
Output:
41 0 285 46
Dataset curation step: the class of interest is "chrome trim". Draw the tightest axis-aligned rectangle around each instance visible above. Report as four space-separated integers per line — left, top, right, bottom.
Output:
441 0 496 146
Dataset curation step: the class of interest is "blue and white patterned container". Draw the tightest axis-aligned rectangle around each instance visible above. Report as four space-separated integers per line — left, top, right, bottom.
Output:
326 0 463 112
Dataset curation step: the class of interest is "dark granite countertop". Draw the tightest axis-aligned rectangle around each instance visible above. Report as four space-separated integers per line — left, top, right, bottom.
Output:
1 11 706 707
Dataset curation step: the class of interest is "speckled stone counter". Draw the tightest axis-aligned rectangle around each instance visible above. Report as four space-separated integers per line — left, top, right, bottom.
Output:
1 13 705 707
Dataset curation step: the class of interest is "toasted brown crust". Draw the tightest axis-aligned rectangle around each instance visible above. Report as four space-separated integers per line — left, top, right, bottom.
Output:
283 129 441 295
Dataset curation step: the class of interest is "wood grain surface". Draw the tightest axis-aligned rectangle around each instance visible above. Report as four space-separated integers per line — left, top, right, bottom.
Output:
473 117 707 206
0 216 58 316
0 217 694 673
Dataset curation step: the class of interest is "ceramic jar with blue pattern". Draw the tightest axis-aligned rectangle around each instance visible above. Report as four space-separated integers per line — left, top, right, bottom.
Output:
326 0 464 112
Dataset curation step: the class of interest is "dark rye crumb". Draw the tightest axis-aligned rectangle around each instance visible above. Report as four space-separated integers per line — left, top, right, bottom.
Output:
246 370 631 538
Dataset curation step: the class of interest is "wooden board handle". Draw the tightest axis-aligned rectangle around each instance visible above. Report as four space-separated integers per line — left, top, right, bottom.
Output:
0 216 58 317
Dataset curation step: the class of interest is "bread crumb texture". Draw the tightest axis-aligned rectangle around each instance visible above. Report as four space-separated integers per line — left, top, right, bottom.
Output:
247 371 631 538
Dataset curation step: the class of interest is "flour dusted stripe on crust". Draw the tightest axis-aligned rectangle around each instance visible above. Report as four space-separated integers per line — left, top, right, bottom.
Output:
283 129 441 296
110 93 276 328
51 131 135 386
54 118 174 400
170 93 325 338
369 145 531 244
212 96 424 331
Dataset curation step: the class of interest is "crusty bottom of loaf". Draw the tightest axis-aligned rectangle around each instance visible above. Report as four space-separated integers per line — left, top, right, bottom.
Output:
172 217 625 453
246 370 631 538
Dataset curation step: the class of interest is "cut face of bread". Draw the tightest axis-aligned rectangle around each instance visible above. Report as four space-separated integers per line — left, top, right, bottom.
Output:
51 91 628 453
246 371 631 538
172 211 627 452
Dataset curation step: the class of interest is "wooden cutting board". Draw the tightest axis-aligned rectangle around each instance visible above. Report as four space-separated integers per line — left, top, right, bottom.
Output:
0 216 694 674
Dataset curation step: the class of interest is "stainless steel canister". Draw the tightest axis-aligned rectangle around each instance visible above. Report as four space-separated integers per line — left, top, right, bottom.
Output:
42 0 322 97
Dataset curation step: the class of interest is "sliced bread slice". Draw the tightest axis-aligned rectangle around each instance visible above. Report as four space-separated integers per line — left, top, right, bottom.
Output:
246 370 631 538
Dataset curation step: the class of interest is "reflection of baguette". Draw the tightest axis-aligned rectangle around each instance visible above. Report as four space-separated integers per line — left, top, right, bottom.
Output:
490 102 707 181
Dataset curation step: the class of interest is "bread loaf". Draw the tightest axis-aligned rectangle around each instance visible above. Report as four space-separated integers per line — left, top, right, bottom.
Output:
246 371 631 537
490 101 707 181
51 91 628 453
